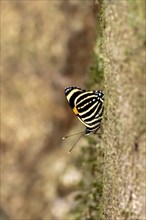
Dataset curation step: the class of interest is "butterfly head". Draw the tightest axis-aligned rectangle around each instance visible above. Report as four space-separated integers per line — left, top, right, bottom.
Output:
95 90 104 101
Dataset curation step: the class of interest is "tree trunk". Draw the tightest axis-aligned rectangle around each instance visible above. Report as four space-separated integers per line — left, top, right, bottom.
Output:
103 1 146 219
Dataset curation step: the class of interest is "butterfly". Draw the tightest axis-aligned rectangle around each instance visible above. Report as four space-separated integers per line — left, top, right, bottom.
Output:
63 86 104 152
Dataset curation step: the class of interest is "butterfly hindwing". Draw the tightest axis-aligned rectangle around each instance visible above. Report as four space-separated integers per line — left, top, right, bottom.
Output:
65 86 104 135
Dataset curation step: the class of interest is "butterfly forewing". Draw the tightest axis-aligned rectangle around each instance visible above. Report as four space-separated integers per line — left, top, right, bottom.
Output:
65 86 104 135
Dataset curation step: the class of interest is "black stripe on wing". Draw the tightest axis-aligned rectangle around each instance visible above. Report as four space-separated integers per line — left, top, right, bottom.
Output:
75 92 96 105
68 91 82 108
77 99 102 115
76 96 103 134
81 104 104 122
65 87 83 108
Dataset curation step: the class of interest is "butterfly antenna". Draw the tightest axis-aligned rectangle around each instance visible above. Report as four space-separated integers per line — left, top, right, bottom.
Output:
62 131 85 140
68 133 84 154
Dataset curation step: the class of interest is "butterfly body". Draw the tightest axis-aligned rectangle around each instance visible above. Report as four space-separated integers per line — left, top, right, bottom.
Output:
65 86 104 135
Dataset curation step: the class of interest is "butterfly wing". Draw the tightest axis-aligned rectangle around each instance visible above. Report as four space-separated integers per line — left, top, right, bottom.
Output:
65 86 104 134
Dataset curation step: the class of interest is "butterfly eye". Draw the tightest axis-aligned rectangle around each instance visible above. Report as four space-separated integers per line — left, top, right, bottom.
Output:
98 91 104 98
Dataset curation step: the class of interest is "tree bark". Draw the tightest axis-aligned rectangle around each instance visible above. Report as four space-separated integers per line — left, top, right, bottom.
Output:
102 1 146 219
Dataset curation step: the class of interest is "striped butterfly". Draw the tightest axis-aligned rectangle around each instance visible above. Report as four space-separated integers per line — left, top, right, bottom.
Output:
63 86 104 153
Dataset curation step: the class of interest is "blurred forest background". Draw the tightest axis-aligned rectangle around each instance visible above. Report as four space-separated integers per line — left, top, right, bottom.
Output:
1 1 146 220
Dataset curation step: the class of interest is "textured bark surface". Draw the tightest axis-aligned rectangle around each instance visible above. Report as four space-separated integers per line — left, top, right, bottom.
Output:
103 1 146 219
